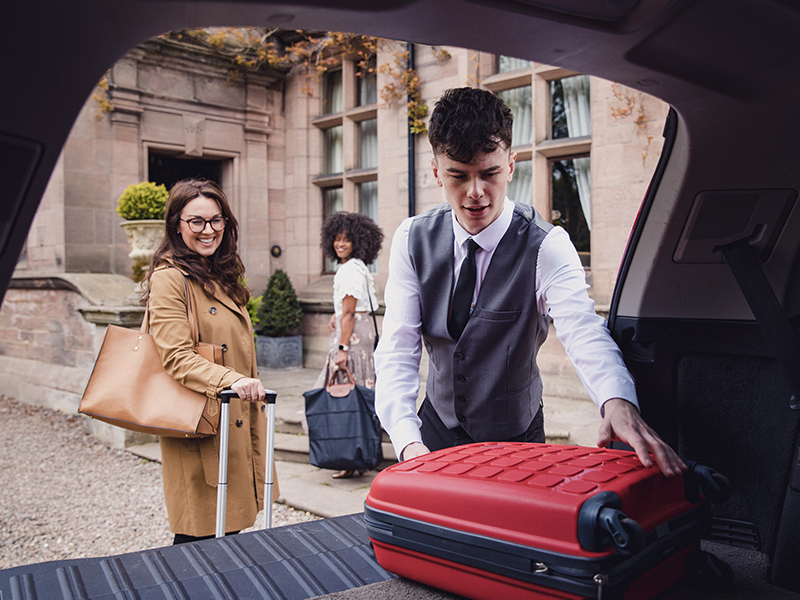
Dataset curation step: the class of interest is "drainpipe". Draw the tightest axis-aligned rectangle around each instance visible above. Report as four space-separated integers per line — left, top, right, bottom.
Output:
407 42 416 218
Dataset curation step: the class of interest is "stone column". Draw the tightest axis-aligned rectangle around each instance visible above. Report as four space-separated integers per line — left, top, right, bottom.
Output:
244 83 272 278
108 56 145 278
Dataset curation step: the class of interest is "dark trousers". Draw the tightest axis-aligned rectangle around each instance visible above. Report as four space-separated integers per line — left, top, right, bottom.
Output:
173 531 239 545
418 396 545 453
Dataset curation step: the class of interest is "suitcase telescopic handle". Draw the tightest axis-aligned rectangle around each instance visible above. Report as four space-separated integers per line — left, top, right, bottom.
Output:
216 390 237 538
263 389 277 529
216 389 278 536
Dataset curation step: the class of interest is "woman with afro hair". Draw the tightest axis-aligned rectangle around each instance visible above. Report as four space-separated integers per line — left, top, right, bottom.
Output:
314 211 384 478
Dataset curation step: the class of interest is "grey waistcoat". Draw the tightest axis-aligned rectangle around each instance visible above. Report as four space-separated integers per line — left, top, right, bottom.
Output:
408 202 553 441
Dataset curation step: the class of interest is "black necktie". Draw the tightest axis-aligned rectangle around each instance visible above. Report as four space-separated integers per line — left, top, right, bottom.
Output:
448 238 479 340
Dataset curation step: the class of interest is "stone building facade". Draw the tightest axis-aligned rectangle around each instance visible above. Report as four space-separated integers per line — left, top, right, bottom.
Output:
1 32 668 446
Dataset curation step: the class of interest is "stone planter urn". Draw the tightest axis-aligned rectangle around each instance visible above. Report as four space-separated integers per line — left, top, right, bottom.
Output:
116 181 168 283
120 219 166 265
256 334 303 369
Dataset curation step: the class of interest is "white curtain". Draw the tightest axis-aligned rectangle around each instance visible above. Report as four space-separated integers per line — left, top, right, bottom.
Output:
324 70 343 114
358 59 378 106
498 56 532 73
323 187 344 272
507 159 532 204
358 119 378 169
498 86 532 146
357 180 379 272
357 180 378 222
324 126 343 174
572 157 591 230
561 75 592 229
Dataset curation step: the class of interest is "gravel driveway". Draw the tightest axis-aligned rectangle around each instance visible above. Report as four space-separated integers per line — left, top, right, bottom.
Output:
0 395 318 570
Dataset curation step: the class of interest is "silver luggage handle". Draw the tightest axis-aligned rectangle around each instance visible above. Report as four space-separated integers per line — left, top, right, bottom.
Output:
216 389 277 539
264 389 277 529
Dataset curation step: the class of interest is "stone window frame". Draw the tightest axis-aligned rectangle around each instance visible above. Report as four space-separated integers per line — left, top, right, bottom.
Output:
312 58 379 273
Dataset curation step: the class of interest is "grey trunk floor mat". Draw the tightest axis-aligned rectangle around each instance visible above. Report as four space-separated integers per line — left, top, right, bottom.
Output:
0 513 394 599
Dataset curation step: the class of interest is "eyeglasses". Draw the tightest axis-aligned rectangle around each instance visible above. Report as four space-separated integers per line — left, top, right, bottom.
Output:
181 217 227 233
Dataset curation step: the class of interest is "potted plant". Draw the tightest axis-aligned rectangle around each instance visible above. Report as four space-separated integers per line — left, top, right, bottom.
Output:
255 268 304 369
117 181 168 282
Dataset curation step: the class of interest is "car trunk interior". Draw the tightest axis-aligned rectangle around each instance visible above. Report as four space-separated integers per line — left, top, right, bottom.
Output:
609 107 800 589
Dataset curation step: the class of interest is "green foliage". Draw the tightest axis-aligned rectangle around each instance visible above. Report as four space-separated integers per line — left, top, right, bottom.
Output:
246 294 262 329
242 278 262 339
116 181 168 220
131 259 149 283
256 269 303 337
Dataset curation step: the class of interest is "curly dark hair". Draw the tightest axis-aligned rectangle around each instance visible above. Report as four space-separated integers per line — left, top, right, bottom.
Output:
146 178 249 306
428 87 514 164
321 212 384 265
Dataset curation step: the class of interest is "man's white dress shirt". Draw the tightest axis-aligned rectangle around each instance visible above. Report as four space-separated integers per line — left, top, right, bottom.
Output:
374 198 638 458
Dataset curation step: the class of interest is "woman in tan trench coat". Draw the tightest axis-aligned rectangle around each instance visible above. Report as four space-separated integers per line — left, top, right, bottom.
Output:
146 178 279 544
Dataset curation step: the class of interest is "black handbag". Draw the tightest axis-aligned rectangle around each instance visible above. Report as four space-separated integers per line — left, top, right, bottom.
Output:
304 366 384 471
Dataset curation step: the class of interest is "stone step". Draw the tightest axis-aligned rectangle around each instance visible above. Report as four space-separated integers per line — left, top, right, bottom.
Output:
127 434 400 469
276 417 305 436
541 373 592 403
274 429 573 464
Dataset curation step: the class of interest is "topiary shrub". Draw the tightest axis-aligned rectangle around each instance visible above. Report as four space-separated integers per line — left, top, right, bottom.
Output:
257 269 304 337
116 181 168 220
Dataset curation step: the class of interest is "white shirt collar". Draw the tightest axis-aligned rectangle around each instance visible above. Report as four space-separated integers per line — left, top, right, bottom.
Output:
451 197 515 251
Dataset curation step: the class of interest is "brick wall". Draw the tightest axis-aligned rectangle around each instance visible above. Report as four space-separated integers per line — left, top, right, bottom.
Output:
0 288 96 370
0 273 138 416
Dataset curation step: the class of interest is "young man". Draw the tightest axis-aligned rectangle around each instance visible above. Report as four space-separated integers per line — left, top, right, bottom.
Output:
374 87 684 476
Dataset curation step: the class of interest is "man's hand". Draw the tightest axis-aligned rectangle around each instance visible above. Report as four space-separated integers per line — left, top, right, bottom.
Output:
598 398 686 477
401 442 430 461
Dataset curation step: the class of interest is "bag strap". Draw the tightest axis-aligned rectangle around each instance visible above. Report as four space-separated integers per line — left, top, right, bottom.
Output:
140 305 150 334
328 365 356 388
180 271 202 346
365 272 378 339
143 266 202 346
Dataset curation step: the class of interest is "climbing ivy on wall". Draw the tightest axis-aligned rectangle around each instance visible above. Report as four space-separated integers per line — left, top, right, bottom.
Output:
95 28 451 134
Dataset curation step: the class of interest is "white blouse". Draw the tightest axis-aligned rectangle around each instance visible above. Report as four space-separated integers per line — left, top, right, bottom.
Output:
333 258 378 316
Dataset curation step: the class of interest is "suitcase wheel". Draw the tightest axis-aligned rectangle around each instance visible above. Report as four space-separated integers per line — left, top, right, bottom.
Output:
599 509 645 556
684 461 733 504
685 548 735 590
578 491 645 555
702 471 733 503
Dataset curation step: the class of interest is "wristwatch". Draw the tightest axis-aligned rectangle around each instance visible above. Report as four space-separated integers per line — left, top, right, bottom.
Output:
338 344 349 351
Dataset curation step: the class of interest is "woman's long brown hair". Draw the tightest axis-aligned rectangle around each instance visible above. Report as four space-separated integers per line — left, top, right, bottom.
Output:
146 179 249 306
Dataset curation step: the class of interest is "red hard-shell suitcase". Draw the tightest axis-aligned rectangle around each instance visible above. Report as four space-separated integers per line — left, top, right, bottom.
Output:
365 442 731 600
